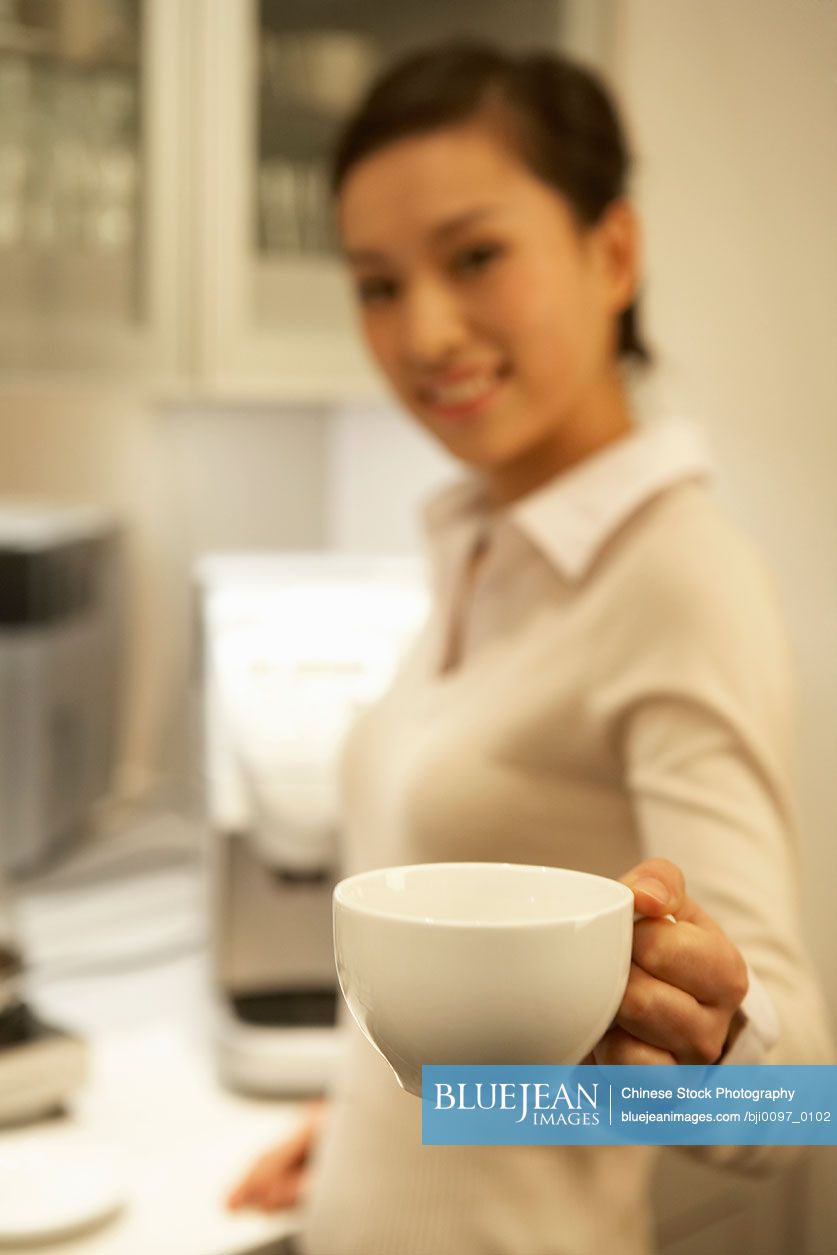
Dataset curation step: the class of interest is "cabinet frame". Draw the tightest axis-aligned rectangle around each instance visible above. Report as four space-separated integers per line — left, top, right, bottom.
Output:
0 0 193 386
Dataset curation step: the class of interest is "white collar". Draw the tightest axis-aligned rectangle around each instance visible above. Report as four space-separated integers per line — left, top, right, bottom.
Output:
422 418 712 581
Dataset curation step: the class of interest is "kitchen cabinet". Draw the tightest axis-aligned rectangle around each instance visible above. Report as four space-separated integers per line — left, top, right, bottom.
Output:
0 0 189 382
0 0 613 397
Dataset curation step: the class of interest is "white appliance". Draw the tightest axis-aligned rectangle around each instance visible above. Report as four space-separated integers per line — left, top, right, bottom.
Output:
0 500 122 876
196 553 427 1096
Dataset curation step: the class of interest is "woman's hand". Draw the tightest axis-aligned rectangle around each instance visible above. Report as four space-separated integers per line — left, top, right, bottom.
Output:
593 858 750 1065
226 1100 327 1213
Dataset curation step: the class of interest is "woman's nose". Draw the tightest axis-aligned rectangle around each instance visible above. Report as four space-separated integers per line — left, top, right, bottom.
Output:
399 278 468 369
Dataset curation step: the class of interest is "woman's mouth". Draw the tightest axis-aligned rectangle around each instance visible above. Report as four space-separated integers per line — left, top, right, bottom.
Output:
421 368 510 422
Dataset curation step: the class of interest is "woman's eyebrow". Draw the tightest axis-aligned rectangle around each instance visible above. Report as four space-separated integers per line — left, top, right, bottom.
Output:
343 205 503 266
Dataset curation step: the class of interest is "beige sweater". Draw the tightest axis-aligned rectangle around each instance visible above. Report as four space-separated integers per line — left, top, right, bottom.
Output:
300 421 834 1255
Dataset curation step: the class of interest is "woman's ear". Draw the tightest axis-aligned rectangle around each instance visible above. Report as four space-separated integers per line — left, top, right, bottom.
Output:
596 198 642 316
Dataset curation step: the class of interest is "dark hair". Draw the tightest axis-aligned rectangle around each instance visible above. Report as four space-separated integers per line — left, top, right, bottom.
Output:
330 40 653 366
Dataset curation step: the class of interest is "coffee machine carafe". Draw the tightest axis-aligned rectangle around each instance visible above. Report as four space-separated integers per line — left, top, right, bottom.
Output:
196 554 426 1096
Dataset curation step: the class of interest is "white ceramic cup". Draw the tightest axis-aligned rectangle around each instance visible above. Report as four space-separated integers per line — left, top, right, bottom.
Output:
333 862 635 1096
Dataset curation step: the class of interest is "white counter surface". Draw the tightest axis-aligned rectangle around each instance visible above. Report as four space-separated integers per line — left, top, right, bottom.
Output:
0 1016 303 1255
6 818 310 1255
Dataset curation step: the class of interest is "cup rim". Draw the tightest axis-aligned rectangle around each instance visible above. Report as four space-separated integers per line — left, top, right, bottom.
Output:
333 861 634 929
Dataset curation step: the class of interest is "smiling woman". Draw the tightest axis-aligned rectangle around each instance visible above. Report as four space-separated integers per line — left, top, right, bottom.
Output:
226 38 834 1255
333 44 649 506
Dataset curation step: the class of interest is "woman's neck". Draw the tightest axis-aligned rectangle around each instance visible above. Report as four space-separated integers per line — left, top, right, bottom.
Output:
485 370 636 508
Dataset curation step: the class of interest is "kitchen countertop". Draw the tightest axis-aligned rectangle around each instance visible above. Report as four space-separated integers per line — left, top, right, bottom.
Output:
5 815 312 1255
0 1009 304 1255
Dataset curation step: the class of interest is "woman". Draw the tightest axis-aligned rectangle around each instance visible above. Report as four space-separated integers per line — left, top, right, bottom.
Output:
228 41 833 1253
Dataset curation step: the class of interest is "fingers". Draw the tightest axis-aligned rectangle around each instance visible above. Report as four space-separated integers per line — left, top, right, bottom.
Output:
622 858 684 916
610 859 750 1065
631 916 748 1008
227 1105 326 1215
621 858 717 930
594 1026 676 1066
226 1141 307 1213
227 1166 304 1212
614 962 732 1064
227 1168 305 1212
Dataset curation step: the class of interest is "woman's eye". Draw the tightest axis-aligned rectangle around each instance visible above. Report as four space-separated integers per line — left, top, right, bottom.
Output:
454 244 502 274
356 277 398 304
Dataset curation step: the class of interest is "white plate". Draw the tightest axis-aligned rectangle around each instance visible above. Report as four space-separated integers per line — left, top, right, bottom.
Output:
0 1129 125 1245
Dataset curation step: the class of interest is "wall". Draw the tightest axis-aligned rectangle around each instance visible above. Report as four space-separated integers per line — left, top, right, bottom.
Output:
609 1 837 1250
324 399 456 554
610 0 837 1010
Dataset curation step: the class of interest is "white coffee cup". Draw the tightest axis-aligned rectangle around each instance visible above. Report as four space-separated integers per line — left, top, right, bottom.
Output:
333 862 635 1096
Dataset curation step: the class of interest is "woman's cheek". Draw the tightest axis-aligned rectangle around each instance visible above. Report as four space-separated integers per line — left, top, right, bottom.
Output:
488 271 544 337
361 316 400 383
494 261 581 355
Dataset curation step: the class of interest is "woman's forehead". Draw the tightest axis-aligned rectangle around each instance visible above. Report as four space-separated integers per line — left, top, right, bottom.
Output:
338 123 566 256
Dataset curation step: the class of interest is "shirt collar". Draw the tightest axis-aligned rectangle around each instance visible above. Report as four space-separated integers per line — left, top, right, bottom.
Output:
421 418 712 582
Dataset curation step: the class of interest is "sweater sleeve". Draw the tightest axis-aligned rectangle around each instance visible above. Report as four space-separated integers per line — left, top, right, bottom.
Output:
596 515 835 1174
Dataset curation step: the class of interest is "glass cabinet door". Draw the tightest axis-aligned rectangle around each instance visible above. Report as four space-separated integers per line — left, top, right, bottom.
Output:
198 0 612 401
0 0 188 380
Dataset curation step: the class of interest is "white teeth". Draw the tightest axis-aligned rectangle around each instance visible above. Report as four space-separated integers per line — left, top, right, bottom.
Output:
429 376 497 405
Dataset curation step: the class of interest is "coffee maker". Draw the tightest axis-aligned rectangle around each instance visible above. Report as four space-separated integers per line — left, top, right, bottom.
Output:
196 553 426 1096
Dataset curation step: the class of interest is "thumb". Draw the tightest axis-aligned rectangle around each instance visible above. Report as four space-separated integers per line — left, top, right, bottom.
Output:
621 857 685 918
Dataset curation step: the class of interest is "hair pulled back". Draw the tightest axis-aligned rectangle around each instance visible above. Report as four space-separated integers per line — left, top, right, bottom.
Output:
330 39 652 366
